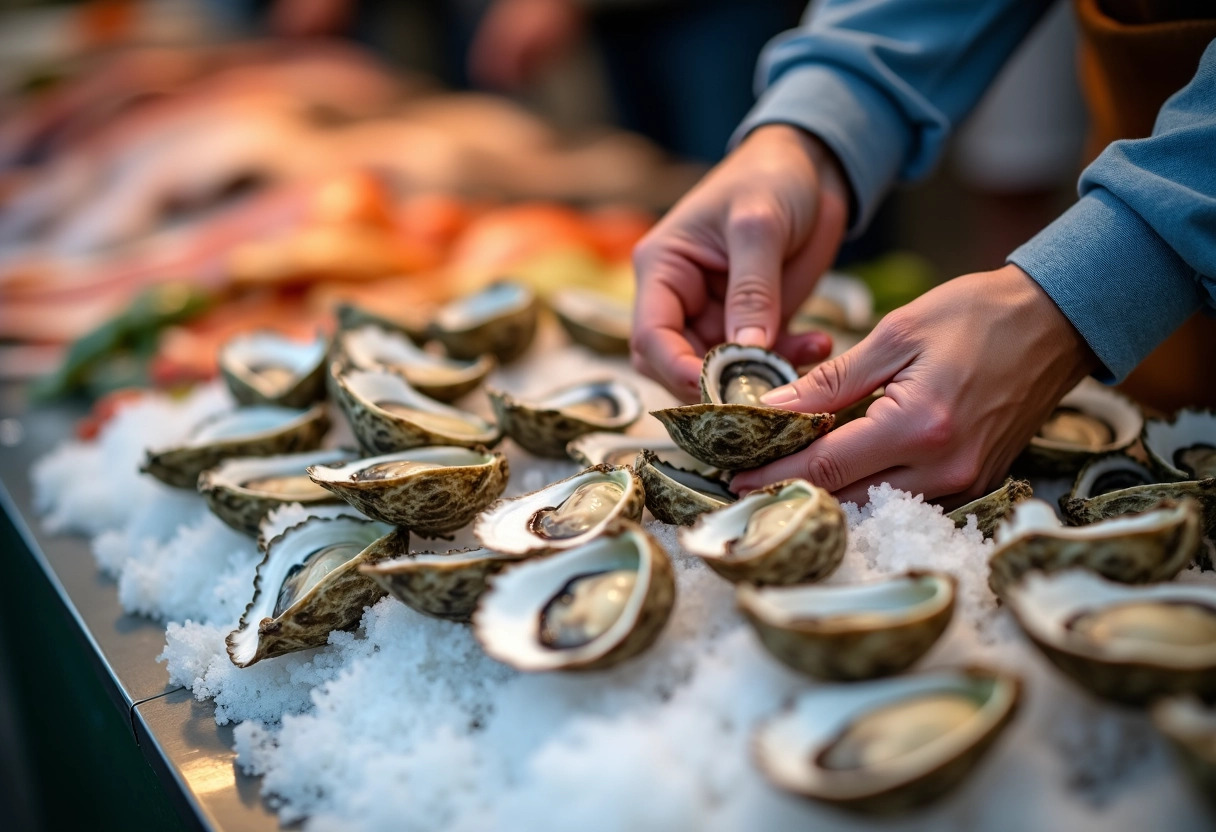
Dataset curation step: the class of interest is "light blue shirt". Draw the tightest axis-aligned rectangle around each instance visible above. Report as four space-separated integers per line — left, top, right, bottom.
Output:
735 0 1216 382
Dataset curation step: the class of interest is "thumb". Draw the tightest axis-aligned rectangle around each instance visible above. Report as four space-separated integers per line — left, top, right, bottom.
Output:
760 328 909 413
723 203 785 348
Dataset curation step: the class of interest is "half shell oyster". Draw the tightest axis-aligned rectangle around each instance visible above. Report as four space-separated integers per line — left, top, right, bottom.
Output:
198 448 350 536
489 379 642 458
331 363 500 452
308 446 508 536
988 498 1201 599
474 464 644 555
218 331 329 408
429 280 539 363
548 287 631 355
1151 697 1216 808
566 432 715 474
226 515 402 667
753 667 1021 813
1142 409 1216 481
141 403 330 489
1018 378 1142 476
335 300 428 344
635 448 736 526
1007 570 1216 704
473 522 676 671
1060 452 1216 536
651 343 833 470
947 478 1033 539
737 571 956 681
680 479 846 585
360 546 529 622
335 324 494 402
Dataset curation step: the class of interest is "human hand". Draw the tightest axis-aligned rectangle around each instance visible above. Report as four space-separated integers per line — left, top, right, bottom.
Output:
730 264 1100 505
630 124 849 402
468 0 584 91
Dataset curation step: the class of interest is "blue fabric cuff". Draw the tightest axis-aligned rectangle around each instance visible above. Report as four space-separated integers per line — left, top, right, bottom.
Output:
1008 189 1203 383
732 63 912 238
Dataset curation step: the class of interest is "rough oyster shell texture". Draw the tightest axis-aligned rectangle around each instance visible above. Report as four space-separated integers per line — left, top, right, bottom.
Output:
198 448 350 536
947 478 1034 539
1060 452 1216 536
361 546 528 622
218 331 329 408
334 323 495 403
489 379 642 458
428 280 539 363
548 287 631 355
635 448 736 526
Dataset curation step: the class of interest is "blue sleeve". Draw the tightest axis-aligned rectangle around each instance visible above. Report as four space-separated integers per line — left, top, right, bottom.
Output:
734 0 1055 234
1009 40 1216 383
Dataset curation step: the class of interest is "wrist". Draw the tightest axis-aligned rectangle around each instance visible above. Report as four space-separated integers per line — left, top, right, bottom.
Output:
997 263 1101 381
745 124 852 227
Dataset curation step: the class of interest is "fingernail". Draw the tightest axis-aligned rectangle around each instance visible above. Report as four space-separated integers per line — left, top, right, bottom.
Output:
734 326 767 347
760 385 796 405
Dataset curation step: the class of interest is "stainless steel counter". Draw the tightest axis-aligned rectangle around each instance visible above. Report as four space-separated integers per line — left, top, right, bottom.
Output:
0 384 279 832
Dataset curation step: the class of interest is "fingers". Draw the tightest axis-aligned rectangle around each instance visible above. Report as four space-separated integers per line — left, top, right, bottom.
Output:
760 324 910 414
723 202 785 347
731 414 897 495
631 247 710 401
774 331 833 367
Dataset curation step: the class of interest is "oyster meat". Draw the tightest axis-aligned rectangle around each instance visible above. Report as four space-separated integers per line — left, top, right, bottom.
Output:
335 324 494 402
198 448 350 536
680 479 846 585
429 280 539 363
489 379 642 458
473 522 676 671
548 288 631 355
360 546 529 622
752 667 1021 813
1142 408 1216 481
1007 570 1216 704
651 343 833 470
636 448 736 526
1018 379 1142 476
218 331 329 408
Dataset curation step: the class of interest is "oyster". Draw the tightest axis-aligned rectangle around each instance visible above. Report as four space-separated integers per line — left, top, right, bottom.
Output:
566 432 715 474
1151 697 1216 808
218 331 329 408
1142 409 1216 481
680 479 846 585
635 448 736 526
473 522 675 671
988 498 1201 599
331 363 501 452
142 404 330 489
548 287 631 355
489 379 642 458
737 571 956 681
335 301 428 344
335 324 494 402
947 478 1033 539
198 448 350 536
308 446 508 536
1007 570 1216 704
753 667 1021 813
651 343 833 470
1018 379 1142 476
226 515 403 667
1060 452 1216 536
475 465 644 555
360 546 529 622
429 280 539 363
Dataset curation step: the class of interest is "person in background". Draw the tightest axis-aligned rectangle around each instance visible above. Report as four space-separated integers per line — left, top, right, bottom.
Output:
630 0 1216 506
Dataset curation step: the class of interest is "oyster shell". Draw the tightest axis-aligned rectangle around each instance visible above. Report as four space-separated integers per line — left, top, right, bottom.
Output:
1060 452 1216 536
1142 409 1216 481
331 363 500 452
226 515 403 667
680 479 846 585
1007 570 1216 704
947 478 1033 539
198 448 350 536
141 403 330 489
475 464 645 555
635 448 736 526
1018 379 1142 476
987 498 1201 599
1151 697 1216 808
429 280 539 363
335 324 494 402
218 331 329 408
308 446 508 536
566 432 716 474
753 667 1021 813
489 379 642 458
335 301 428 344
737 571 956 681
548 287 631 355
360 546 529 622
473 522 676 671
651 343 833 470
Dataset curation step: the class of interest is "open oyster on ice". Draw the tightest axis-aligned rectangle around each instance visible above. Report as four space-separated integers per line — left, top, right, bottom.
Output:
753 667 1021 813
737 571 956 681
227 516 403 667
1018 379 1142 476
489 379 642 458
635 448 736 526
566 432 713 473
680 479 846 585
1007 570 1216 704
548 287 631 355
334 324 494 402
198 448 350 536
947 478 1033 539
308 446 508 536
475 464 644 555
428 280 539 363
651 343 833 470
1060 452 1216 536
142 404 330 488
473 522 676 671
331 363 501 452
1152 697 1216 807
218 331 329 408
1142 409 1216 481
361 546 530 622
987 498 1201 598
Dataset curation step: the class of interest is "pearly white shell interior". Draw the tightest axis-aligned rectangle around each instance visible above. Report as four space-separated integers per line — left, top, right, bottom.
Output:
738 572 952 628
309 446 495 482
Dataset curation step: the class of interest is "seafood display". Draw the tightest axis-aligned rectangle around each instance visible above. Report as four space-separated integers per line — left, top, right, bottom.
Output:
1018 379 1143 476
489 379 642 458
